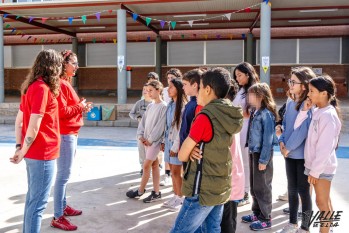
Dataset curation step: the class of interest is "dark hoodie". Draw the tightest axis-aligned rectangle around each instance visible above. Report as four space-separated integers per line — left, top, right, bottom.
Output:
182 99 243 206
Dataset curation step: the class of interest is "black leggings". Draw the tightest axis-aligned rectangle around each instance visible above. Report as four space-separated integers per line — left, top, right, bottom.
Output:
285 158 312 230
221 201 238 233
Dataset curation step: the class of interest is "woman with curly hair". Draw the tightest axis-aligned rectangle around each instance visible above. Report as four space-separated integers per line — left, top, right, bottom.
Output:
50 50 92 231
10 49 63 233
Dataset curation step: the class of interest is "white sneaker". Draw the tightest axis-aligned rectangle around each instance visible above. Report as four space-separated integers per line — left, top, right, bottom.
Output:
160 175 172 186
280 223 298 233
162 196 177 208
168 196 183 212
278 191 288 201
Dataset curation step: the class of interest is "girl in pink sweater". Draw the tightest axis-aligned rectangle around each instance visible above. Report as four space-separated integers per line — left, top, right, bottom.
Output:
305 75 341 233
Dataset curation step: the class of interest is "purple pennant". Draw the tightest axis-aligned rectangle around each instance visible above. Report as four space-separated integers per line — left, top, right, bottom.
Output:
160 20 166 29
242 33 246 39
132 13 138 21
147 36 151 42
11 28 16 33
29 17 34 23
68 17 73 25
96 12 101 22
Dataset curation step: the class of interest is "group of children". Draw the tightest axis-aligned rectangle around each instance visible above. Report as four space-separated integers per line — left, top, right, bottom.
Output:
127 64 342 233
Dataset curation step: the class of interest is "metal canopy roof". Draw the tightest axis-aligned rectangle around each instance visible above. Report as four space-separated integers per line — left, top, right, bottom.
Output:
1 0 349 44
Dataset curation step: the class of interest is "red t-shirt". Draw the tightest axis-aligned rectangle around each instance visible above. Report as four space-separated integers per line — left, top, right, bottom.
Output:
195 105 203 116
57 79 84 135
20 78 60 160
189 113 213 143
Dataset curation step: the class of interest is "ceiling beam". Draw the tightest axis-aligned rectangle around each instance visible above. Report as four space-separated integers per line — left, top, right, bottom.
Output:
0 10 76 37
120 4 159 34
249 12 260 32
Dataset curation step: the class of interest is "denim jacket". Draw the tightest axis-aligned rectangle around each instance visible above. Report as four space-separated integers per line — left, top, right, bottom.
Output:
248 108 278 164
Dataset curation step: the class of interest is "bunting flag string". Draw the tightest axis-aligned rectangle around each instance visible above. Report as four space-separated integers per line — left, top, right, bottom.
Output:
1 1 264 30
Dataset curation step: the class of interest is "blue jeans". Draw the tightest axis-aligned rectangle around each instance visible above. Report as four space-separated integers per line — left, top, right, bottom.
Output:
170 195 223 233
23 158 55 233
54 134 78 218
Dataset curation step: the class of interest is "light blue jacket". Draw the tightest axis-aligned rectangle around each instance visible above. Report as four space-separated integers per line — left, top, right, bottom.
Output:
248 108 278 165
279 100 312 159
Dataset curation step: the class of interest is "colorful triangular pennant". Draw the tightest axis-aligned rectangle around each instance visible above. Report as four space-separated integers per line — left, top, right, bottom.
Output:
81 15 87 24
145 17 151 26
96 12 101 22
225 13 232 20
170 21 176 29
132 13 138 21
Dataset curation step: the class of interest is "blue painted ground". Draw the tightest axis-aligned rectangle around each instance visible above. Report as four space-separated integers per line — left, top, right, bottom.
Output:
1 136 348 158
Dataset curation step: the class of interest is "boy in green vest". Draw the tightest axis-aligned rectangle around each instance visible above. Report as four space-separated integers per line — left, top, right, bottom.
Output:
170 67 243 233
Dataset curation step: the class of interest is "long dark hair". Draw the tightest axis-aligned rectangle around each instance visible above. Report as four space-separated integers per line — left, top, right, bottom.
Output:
309 75 341 120
170 78 187 130
290 67 316 111
248 83 279 121
233 62 259 114
21 49 63 97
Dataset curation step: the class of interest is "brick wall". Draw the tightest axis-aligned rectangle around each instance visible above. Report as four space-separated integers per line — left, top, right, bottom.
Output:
4 65 348 97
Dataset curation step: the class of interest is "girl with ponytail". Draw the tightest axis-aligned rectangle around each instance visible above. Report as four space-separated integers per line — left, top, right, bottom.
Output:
304 75 342 233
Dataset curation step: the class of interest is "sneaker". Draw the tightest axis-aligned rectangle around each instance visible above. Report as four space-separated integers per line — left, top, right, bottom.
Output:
283 207 303 218
126 189 146 198
278 191 288 201
63 205 82 216
238 192 250 207
250 220 271 231
296 228 309 233
280 223 298 233
50 216 77 231
162 195 177 208
242 214 258 223
160 175 172 186
140 169 143 176
168 196 184 212
143 191 161 203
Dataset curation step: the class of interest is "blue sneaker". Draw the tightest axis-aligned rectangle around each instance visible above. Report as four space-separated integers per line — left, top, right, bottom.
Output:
241 214 258 223
250 220 272 231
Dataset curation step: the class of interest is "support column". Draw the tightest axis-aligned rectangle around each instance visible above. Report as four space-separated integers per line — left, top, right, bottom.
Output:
117 9 127 104
260 2 271 85
155 35 162 78
246 32 254 65
0 16 4 103
72 37 78 91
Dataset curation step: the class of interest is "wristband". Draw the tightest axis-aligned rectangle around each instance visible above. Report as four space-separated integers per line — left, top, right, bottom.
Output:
16 144 21 148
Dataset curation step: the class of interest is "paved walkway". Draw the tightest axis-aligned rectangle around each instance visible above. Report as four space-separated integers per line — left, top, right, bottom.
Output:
0 125 348 233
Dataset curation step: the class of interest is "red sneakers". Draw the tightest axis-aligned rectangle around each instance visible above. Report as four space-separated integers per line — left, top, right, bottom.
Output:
64 205 82 216
50 216 77 231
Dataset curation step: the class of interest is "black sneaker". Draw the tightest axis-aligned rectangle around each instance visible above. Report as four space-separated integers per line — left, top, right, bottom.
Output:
140 169 143 176
126 189 145 198
143 191 161 203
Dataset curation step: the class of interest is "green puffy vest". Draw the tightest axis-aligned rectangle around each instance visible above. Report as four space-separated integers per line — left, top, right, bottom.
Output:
182 99 243 206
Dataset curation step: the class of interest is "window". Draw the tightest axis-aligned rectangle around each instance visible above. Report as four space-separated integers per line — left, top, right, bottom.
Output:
299 38 340 64
168 41 204 65
127 42 155 66
12 45 42 67
206 40 243 65
86 44 117 66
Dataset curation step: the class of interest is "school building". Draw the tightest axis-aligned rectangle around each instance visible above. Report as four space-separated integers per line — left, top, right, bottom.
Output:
0 0 348 104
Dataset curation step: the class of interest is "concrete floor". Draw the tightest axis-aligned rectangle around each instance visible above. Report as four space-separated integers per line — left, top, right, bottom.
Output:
0 125 348 233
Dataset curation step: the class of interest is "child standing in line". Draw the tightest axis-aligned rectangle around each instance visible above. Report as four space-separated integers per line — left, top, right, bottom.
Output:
129 84 152 175
221 79 245 233
232 62 259 206
279 67 316 233
161 68 183 187
161 78 187 211
179 69 203 171
305 76 341 233
126 80 167 203
241 83 278 231
171 67 243 233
